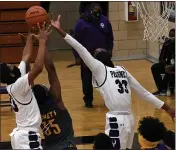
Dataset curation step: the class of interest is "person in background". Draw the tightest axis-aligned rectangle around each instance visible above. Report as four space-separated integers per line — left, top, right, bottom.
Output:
72 2 114 108
93 133 114 150
138 116 168 150
151 28 175 96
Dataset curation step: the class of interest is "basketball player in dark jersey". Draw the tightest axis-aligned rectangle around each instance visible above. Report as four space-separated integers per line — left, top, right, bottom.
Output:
32 49 76 150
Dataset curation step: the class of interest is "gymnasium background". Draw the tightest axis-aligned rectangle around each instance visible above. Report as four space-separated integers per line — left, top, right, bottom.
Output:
48 1 175 62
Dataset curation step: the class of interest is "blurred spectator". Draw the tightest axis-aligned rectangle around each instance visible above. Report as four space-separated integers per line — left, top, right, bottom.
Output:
151 28 175 96
72 2 114 108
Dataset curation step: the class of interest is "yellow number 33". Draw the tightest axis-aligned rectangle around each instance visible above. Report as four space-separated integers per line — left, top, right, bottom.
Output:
42 119 61 136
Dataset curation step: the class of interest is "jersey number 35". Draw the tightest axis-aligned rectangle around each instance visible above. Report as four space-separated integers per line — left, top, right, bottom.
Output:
41 119 61 136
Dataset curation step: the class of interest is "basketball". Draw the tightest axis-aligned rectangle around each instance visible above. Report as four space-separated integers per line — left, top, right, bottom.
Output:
25 6 49 28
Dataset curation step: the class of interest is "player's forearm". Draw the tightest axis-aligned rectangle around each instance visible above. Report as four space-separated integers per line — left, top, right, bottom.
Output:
161 103 171 112
56 28 67 38
22 35 33 63
44 50 56 73
128 72 164 109
56 28 99 72
135 86 164 109
33 40 46 72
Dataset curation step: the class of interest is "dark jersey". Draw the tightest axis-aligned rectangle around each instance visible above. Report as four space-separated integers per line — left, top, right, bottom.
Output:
159 39 175 65
40 99 74 146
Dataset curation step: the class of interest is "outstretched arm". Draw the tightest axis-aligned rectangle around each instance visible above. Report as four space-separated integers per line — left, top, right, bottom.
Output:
17 33 33 77
44 49 65 110
51 15 105 76
127 70 175 119
7 23 52 104
28 23 52 85
19 33 33 85
21 33 33 65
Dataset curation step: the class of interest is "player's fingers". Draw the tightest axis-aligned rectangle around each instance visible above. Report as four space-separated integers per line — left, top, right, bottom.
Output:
47 30 52 35
19 33 25 38
46 24 51 32
57 15 61 22
31 33 38 39
37 23 41 31
18 33 26 43
42 21 46 30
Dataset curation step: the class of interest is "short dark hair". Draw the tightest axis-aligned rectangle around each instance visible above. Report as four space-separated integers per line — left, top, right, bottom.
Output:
32 84 50 106
0 63 11 83
0 63 21 85
163 130 175 149
138 116 167 142
169 28 175 37
94 133 114 150
94 49 114 68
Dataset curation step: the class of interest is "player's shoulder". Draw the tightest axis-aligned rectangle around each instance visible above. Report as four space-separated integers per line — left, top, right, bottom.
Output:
76 18 87 25
114 65 126 70
75 18 88 30
101 15 108 20
100 15 110 22
10 74 29 90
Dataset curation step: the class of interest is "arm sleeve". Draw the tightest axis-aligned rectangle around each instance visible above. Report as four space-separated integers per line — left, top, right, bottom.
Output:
18 61 27 76
127 71 164 109
64 34 106 82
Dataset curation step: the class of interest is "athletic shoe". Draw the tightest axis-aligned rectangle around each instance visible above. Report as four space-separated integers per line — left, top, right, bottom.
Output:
153 91 166 96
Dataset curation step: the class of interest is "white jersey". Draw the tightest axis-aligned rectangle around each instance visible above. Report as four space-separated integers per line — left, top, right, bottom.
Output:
92 66 131 111
6 61 41 132
64 34 164 111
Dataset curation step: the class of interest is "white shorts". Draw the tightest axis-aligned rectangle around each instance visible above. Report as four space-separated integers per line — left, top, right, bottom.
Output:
105 111 135 149
10 128 42 149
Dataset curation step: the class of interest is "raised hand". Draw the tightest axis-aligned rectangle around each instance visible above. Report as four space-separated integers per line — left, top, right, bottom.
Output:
51 15 61 30
32 22 52 41
19 28 34 44
19 33 27 43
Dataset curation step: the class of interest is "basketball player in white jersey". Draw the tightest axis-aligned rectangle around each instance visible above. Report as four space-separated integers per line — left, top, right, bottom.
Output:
0 23 52 149
51 16 175 150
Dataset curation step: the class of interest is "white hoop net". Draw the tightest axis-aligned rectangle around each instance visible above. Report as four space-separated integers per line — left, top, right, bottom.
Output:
131 1 175 42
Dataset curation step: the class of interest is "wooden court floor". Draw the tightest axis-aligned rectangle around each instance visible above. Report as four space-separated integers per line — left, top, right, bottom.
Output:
0 51 175 149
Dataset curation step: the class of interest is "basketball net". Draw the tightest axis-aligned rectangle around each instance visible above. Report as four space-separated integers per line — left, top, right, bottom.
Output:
131 2 175 42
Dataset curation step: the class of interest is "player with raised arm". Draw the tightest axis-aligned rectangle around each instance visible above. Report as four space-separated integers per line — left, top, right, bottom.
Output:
0 23 52 149
50 15 175 150
32 48 76 150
